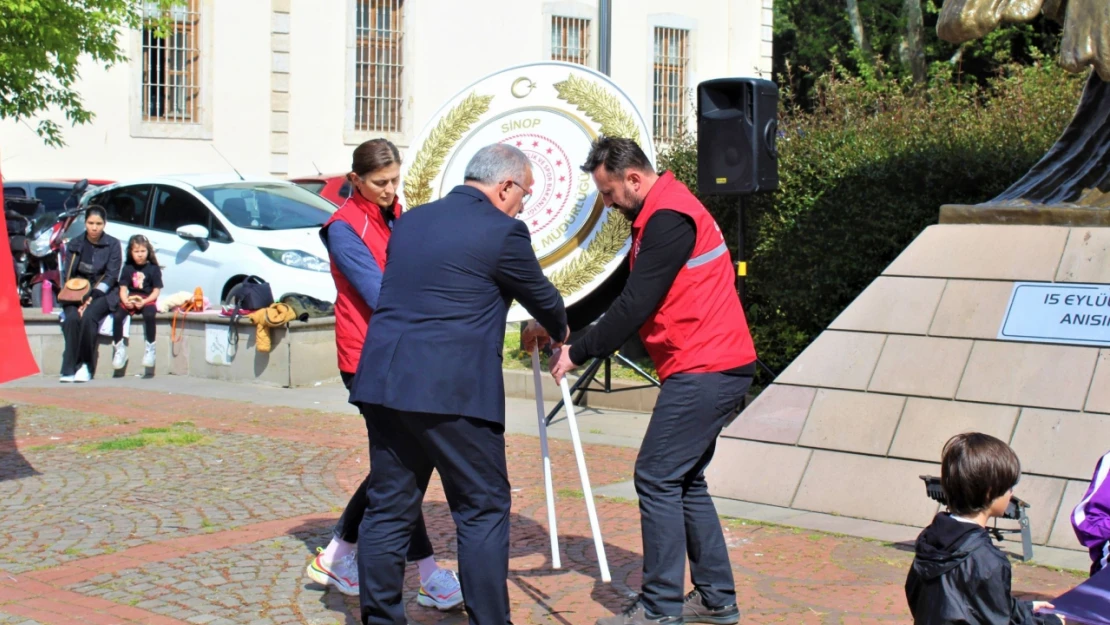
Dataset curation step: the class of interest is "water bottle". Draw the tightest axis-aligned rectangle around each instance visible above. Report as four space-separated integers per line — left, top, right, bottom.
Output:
41 280 53 315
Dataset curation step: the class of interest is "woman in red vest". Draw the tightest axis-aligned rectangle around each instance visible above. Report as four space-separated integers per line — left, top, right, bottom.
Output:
306 140 463 610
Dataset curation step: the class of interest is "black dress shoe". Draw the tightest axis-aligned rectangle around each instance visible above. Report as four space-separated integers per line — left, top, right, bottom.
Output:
681 589 740 624
596 596 683 625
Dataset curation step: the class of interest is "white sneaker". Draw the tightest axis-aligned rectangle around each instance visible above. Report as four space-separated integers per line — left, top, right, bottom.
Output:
417 568 463 610
59 374 74 383
73 364 90 383
142 341 156 368
305 548 358 596
112 340 128 370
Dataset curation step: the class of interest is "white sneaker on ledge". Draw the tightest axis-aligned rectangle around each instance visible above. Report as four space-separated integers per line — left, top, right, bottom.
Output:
112 340 128 370
142 341 156 368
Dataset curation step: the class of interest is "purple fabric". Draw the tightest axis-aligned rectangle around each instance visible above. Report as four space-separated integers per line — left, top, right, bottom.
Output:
1043 565 1110 625
1073 451 1110 575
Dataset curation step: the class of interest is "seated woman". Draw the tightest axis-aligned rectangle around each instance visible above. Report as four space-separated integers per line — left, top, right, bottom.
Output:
59 206 122 383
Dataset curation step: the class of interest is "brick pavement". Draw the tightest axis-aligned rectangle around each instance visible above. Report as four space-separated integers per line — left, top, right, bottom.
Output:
0 388 1085 625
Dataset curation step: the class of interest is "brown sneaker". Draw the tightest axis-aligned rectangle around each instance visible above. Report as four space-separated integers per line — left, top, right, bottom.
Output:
681 589 740 624
596 596 683 625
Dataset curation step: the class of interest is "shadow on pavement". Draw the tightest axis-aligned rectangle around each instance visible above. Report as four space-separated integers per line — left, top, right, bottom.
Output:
286 499 643 625
0 404 41 482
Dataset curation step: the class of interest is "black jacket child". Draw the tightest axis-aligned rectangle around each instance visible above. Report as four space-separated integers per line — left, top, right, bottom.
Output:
906 513 1061 625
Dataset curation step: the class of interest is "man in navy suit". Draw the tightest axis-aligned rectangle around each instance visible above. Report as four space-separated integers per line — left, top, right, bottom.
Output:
349 143 569 625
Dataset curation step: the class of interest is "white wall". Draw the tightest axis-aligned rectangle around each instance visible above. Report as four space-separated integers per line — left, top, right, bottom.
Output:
0 0 771 180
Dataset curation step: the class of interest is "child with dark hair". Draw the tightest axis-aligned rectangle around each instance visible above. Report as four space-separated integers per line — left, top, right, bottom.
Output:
1072 450 1110 577
905 433 1063 625
111 234 162 371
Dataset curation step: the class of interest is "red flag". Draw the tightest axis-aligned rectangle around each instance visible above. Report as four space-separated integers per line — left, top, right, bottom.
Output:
0 167 41 383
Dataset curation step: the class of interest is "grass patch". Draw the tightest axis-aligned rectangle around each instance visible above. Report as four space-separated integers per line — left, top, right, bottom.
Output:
171 420 195 427
557 488 584 500
26 444 56 452
501 324 657 381
589 428 603 435
62 547 82 556
78 425 206 453
200 518 215 529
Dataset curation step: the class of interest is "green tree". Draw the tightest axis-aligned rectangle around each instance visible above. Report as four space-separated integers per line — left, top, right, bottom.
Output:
775 0 1063 106
0 0 173 147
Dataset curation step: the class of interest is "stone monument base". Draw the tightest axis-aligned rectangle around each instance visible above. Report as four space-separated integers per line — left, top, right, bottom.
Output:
707 223 1110 556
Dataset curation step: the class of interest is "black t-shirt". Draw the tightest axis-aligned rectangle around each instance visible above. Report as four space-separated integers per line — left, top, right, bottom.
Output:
119 262 164 298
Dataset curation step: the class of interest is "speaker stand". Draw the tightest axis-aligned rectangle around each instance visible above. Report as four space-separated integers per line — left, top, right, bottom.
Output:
544 353 660 426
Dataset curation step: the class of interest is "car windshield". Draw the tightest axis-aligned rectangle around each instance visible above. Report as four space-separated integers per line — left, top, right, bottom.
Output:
294 181 326 195
197 182 336 230
35 187 73 214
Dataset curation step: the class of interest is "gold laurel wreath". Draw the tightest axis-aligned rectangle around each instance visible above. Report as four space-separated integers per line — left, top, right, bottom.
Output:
403 92 494 208
547 74 638 296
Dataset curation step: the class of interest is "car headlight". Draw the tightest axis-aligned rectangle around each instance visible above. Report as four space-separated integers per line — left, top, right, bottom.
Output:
28 229 53 257
261 248 330 273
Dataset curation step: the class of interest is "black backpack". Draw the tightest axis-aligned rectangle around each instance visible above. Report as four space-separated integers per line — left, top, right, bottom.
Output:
227 276 274 311
226 277 275 356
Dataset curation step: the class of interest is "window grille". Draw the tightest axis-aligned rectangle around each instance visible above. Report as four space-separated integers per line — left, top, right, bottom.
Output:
355 0 404 133
652 27 690 141
141 0 201 123
551 16 590 66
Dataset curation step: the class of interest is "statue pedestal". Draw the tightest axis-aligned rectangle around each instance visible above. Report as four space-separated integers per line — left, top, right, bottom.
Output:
708 222 1110 554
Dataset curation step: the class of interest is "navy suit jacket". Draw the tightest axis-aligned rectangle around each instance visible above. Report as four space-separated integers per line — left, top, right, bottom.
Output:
349 185 568 425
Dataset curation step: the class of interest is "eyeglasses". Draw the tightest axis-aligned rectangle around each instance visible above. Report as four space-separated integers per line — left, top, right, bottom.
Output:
506 180 532 203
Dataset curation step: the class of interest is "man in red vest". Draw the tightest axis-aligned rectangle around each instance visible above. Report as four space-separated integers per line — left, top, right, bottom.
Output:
551 136 757 625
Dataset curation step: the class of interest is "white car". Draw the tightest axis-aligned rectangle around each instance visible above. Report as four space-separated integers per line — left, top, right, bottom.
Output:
75 174 337 305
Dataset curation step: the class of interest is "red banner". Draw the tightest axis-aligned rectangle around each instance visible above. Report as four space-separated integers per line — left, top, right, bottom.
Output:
0 168 41 383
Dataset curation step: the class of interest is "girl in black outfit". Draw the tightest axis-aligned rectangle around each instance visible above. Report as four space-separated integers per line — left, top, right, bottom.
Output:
60 207 122 383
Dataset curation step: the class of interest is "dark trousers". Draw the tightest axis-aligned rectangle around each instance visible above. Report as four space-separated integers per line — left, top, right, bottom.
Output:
333 372 434 561
112 304 157 343
635 370 752 617
358 405 511 625
60 297 112 376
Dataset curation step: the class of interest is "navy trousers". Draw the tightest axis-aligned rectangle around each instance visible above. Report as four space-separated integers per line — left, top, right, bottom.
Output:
334 372 434 561
635 370 752 617
358 405 512 625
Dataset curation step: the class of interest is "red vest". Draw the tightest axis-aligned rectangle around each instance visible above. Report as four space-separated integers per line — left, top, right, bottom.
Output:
630 172 757 380
324 194 400 373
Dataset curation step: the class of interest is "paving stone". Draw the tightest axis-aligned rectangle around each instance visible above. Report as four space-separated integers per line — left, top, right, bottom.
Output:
0 386 1086 625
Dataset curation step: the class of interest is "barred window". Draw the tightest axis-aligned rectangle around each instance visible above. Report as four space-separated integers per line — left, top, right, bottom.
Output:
355 0 404 133
551 16 590 66
141 0 201 124
652 27 690 141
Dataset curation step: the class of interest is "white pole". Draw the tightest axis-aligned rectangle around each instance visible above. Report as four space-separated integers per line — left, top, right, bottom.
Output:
559 376 612 582
531 346 561 569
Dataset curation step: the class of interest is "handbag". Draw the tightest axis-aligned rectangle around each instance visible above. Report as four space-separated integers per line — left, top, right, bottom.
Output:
57 251 100 304
57 278 91 304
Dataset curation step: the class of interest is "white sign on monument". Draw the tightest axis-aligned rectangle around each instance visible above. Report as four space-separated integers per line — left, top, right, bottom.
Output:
400 62 655 322
998 282 1110 347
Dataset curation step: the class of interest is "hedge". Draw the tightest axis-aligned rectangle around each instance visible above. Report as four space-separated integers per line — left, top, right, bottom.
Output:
657 61 1086 379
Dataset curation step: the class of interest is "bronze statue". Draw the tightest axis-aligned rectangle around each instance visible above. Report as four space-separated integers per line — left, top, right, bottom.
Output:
937 0 1110 218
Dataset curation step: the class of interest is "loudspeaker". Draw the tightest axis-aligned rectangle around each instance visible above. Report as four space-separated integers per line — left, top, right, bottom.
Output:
696 78 779 195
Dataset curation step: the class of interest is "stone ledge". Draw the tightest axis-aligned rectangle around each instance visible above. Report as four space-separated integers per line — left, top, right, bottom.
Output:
21 315 665 409
940 203 1110 226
